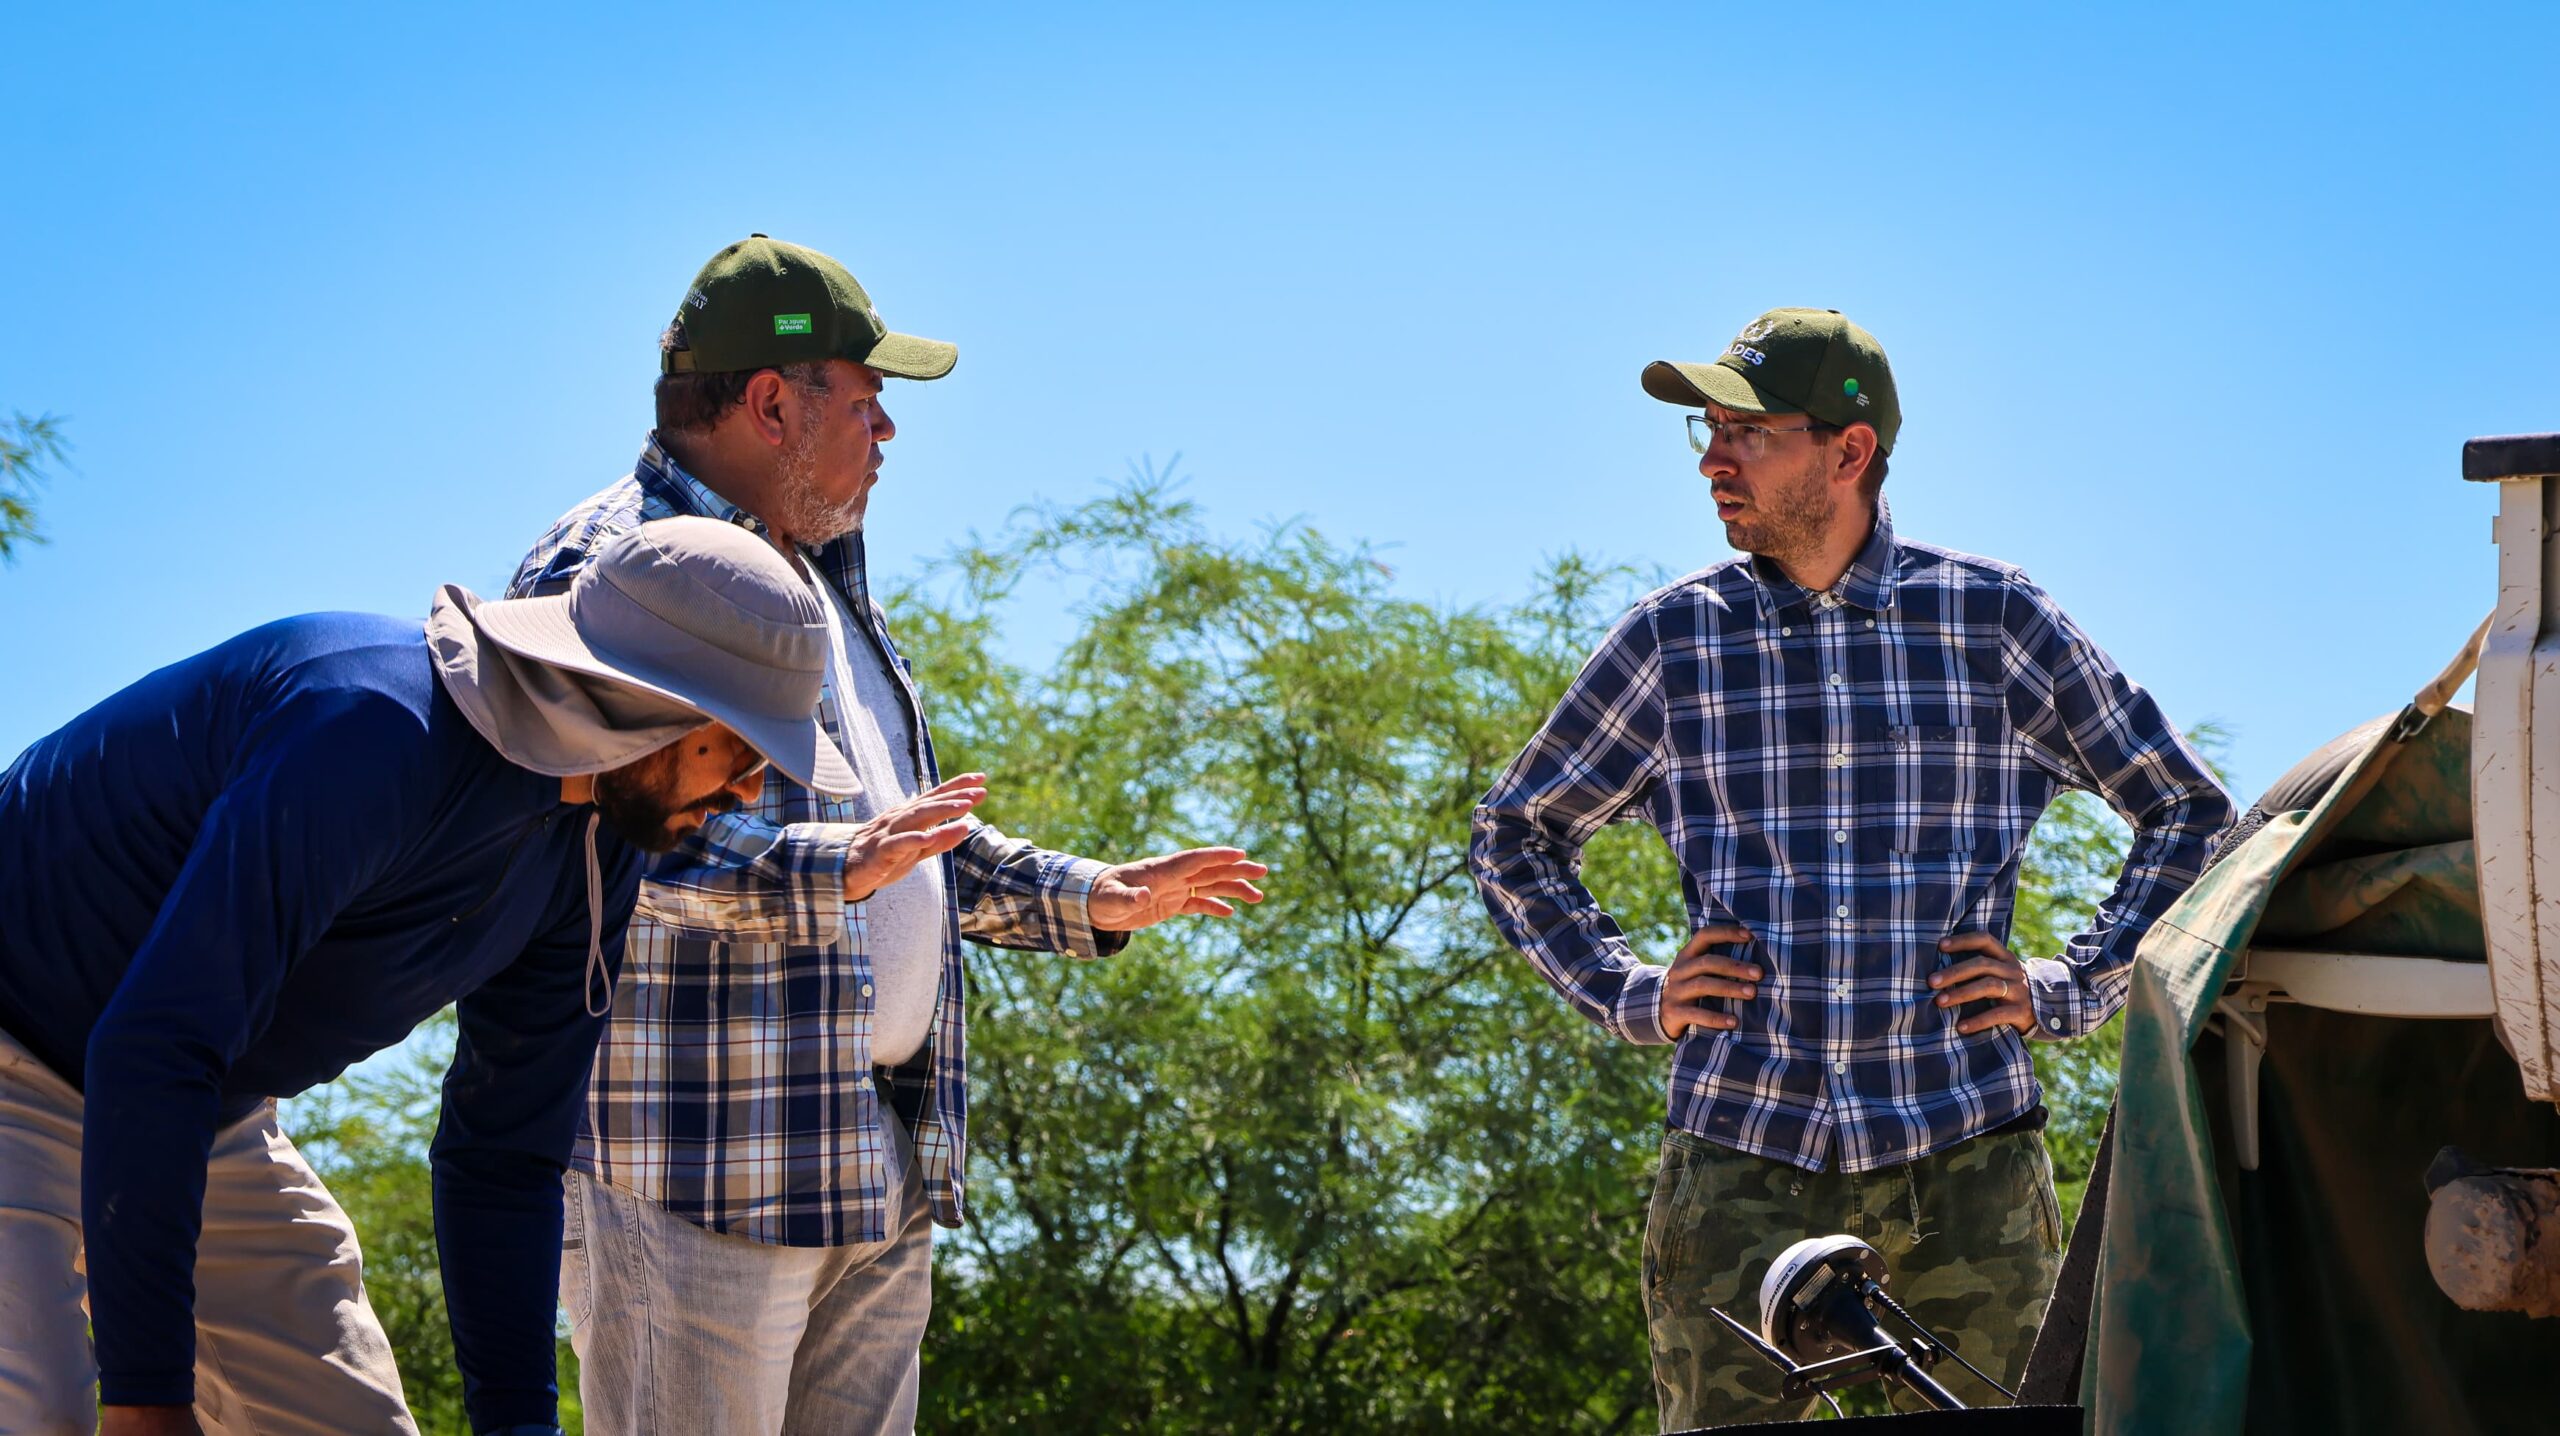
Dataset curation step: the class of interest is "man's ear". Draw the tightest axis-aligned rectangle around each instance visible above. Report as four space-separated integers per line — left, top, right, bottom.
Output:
1832 422 1880 491
740 370 792 450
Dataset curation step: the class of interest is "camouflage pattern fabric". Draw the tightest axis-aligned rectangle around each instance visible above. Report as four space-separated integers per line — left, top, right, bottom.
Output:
1643 1126 2063 1431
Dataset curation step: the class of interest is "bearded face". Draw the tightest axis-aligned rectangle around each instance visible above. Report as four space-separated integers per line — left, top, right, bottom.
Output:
590 742 747 853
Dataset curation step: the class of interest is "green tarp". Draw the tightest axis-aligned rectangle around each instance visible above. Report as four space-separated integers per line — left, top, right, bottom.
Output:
2088 704 2560 1433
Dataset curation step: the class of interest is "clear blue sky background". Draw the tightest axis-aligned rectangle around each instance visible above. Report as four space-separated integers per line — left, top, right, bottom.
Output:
5 3 2555 801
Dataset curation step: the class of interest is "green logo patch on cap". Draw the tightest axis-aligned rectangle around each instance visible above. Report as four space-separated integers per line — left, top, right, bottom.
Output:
773 313 814 336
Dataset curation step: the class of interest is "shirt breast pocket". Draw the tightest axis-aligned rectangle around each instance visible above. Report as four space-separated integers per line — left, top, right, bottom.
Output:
1879 715 2009 856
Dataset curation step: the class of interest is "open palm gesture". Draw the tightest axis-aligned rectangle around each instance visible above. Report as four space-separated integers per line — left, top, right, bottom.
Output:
1088 846 1268 931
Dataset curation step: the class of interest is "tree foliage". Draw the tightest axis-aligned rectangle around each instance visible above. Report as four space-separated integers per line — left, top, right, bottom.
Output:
896 483 1679 1432
271 476 2185 1430
0 411 68 561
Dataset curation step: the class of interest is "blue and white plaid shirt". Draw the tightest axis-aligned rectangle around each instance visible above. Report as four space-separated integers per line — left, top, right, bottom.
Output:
1470 504 2232 1174
509 437 1124 1244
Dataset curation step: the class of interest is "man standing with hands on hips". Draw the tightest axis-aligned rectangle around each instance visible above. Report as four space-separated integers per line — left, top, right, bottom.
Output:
512 235 1267 1435
1470 308 2231 1427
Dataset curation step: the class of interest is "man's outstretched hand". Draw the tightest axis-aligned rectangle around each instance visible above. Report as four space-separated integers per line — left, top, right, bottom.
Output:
844 773 988 903
1089 847 1268 932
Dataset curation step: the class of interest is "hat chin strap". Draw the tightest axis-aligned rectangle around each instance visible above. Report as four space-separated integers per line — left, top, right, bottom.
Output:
582 811 613 1018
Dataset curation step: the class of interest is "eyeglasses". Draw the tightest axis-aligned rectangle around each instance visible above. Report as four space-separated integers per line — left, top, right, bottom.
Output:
1687 413 1830 460
726 748 772 788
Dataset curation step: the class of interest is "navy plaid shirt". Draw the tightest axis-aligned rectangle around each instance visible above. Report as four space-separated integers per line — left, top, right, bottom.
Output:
509 437 1125 1244
1470 504 2232 1173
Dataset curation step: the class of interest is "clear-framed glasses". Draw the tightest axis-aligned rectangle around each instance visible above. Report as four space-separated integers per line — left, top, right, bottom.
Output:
726 748 772 788
1687 412 1829 460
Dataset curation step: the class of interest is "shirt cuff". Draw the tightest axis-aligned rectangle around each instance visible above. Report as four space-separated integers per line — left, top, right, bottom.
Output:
1052 856 1132 959
778 821 857 946
1614 962 1674 1045
2021 957 2083 1040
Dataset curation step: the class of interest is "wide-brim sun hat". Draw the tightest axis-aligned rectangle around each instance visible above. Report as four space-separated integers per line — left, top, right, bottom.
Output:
431 516 858 795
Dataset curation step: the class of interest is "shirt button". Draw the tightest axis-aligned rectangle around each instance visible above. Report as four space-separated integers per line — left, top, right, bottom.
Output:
1866 618 1878 628
1834 981 1850 998
1832 1061 1848 1074
1834 904 1850 918
859 982 875 998
1833 829 1848 843
2049 1017 2064 1032
1828 672 1844 686
1831 751 1849 767
1781 626 1792 636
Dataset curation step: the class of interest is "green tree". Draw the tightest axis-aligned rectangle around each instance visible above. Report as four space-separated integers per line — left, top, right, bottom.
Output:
0 411 69 561
902 483 1675 1432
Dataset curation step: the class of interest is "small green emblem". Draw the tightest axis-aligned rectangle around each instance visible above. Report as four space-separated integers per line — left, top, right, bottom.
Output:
774 313 814 336
1843 378 1860 396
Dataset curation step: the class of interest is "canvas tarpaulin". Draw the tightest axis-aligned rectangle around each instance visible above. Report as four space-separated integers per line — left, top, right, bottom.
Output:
2086 688 2560 1434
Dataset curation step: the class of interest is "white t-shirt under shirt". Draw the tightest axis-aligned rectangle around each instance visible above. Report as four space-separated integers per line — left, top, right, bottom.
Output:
811 575 948 1070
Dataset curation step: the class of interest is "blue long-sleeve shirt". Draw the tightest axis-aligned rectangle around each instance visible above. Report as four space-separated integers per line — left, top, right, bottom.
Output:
0 611 639 1431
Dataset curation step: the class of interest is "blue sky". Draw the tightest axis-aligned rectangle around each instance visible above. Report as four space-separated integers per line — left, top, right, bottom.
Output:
4 3 2555 800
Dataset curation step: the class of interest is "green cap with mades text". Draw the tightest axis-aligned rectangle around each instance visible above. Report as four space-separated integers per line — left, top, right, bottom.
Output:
1642 307 1899 454
662 234 956 380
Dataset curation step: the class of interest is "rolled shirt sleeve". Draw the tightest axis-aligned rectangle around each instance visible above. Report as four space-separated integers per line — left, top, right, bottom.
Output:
632 810 856 945
952 821 1127 959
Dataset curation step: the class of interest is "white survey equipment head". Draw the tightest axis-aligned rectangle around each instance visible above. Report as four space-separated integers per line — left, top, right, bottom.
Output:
1759 1233 1889 1361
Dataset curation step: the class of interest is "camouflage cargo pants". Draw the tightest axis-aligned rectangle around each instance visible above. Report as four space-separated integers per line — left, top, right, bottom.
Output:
1642 1125 2064 1432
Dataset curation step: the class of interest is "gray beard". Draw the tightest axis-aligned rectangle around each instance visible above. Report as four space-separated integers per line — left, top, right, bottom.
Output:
771 425 865 545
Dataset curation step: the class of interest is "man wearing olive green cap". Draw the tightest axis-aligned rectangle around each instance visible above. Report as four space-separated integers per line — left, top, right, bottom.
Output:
509 236 1269 1434
1472 308 2232 1427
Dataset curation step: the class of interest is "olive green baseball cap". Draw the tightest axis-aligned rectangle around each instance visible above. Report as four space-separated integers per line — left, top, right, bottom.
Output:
1641 307 1900 454
661 234 957 380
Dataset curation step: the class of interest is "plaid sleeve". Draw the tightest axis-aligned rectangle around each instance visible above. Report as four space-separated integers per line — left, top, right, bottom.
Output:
951 820 1127 958
1468 601 1675 1045
631 810 855 944
2002 575 2237 1040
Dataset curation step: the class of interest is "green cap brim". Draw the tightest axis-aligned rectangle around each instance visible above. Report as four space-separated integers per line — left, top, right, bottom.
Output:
1639 359 1804 416
862 330 959 381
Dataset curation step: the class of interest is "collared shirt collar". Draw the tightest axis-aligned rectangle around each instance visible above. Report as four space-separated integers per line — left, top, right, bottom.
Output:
635 433 760 533
1745 498 1900 617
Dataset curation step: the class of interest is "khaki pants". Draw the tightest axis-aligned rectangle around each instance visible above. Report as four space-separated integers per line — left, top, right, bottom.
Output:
0 1028 415 1436
1642 1125 2065 1432
562 1114 934 1436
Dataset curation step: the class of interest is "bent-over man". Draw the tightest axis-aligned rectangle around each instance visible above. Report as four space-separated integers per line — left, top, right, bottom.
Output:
1470 308 2234 1429
0 518 857 1436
